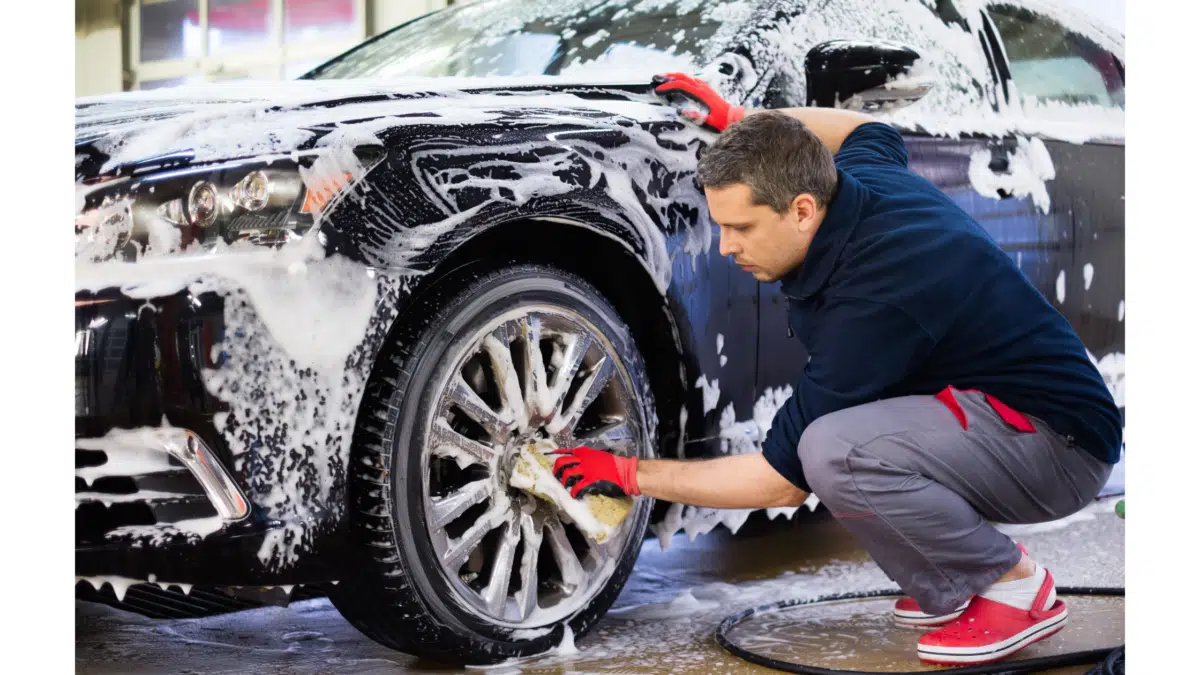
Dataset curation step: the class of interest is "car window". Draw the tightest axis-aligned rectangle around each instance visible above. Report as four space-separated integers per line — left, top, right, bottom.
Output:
987 3 1123 109
308 0 751 80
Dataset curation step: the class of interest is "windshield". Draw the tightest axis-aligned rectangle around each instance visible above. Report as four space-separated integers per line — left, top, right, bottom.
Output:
308 0 755 80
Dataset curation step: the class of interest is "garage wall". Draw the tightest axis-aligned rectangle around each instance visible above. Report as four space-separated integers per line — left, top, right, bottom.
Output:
76 0 125 96
74 0 462 96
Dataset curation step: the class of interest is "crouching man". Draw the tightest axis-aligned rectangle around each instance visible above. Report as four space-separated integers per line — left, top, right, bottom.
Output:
550 74 1120 665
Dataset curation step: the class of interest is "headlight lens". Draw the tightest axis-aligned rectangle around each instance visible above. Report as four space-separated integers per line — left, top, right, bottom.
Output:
186 181 219 228
75 151 374 262
231 171 271 212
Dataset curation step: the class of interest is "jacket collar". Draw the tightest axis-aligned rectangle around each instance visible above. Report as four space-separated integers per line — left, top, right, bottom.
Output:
779 169 866 300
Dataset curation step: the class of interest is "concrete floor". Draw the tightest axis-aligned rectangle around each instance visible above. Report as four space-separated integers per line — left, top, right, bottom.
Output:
76 497 1124 674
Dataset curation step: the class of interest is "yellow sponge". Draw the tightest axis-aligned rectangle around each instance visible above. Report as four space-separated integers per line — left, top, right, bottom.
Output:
510 441 634 543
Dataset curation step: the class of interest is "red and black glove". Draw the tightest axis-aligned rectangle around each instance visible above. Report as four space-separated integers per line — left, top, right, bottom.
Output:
550 447 640 499
653 72 745 132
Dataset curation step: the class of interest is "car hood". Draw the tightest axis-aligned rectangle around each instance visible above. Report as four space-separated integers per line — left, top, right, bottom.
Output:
74 74 667 184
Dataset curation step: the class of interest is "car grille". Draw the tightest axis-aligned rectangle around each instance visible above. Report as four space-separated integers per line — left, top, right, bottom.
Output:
75 446 218 545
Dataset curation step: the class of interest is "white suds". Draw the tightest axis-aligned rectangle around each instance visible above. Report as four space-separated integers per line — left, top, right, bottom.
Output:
1087 349 1126 408
694 375 720 414
554 625 580 656
509 626 555 640
967 137 1057 214
581 29 609 48
77 576 145 602
716 333 724 354
1056 270 1066 303
1083 263 1095 291
609 588 718 620
652 387 820 548
75 423 190 486
109 516 225 544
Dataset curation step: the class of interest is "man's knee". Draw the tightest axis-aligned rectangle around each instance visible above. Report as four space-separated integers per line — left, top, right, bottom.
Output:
798 411 857 497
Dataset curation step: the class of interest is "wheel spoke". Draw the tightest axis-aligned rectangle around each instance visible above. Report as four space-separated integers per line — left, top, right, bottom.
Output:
514 513 543 621
562 416 635 454
547 357 614 436
546 332 591 417
442 503 507 571
448 373 516 442
429 479 492 530
482 334 528 432
430 418 497 469
545 518 584 590
520 316 552 423
481 513 521 616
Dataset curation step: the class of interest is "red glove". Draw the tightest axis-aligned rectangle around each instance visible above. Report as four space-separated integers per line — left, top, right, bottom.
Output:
653 72 745 132
550 447 640 498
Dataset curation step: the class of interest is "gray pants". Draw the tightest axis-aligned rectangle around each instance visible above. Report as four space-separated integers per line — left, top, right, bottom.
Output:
799 390 1113 615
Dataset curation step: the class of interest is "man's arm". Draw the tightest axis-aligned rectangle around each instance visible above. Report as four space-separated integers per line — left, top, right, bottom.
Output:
549 446 809 509
652 72 875 152
637 453 810 508
745 107 876 154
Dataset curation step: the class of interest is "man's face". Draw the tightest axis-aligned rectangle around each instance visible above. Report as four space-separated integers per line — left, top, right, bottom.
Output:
705 183 822 283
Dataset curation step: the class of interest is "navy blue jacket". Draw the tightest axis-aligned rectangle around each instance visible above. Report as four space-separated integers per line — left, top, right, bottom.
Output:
761 123 1122 493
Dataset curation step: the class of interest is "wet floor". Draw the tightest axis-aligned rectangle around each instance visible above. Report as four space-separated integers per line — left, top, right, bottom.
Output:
76 497 1124 674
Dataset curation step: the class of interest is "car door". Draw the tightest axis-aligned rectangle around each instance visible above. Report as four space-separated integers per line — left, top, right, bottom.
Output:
977 1 1125 490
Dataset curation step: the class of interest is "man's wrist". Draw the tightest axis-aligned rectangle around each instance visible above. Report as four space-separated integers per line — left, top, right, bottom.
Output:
618 456 640 496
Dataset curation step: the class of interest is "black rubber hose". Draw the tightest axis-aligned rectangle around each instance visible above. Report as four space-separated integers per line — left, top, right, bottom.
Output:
1085 645 1124 675
716 586 1124 675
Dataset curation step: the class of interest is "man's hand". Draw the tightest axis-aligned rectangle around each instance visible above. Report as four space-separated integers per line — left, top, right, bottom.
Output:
551 447 640 498
653 72 745 132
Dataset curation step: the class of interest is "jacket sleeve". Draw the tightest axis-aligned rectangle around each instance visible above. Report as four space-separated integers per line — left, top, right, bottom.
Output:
834 122 909 168
761 297 935 491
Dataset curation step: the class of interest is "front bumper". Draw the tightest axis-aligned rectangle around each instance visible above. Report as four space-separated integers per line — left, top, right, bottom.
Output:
75 288 343 584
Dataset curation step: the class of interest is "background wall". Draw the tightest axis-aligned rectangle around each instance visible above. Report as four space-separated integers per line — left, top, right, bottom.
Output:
75 0 459 95
76 0 125 96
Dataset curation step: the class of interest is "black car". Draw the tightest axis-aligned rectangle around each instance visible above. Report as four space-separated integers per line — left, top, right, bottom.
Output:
74 0 1124 664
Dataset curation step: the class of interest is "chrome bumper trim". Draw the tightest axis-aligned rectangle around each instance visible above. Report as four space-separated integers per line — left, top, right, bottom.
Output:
167 431 249 522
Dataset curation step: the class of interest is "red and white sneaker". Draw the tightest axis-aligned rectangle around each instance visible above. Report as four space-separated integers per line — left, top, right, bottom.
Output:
892 596 971 627
917 568 1067 665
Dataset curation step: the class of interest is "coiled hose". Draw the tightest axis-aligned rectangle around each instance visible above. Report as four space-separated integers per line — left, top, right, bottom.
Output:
716 587 1124 675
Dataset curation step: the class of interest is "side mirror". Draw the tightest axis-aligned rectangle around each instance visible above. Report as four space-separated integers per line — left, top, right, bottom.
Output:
804 39 933 111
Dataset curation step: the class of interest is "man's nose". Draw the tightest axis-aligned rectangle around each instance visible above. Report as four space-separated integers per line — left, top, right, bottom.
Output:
719 229 737 257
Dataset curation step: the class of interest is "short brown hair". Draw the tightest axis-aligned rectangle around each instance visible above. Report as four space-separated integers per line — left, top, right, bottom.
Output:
697 110 837 212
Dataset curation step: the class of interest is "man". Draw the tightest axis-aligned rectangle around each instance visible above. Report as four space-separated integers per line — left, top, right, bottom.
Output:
550 73 1121 666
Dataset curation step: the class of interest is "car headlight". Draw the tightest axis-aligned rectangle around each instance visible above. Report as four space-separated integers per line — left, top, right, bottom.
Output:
75 149 380 262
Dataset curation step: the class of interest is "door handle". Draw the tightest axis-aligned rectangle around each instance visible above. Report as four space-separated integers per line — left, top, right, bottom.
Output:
987 142 1015 199
988 145 1011 173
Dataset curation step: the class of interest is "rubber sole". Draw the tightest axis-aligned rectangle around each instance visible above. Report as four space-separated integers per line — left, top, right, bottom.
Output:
893 609 964 627
892 601 969 627
917 605 1069 665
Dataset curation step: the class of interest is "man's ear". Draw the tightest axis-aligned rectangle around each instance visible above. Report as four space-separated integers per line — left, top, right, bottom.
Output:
790 193 819 228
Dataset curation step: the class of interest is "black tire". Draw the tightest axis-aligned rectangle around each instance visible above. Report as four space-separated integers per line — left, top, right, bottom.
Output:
329 263 656 665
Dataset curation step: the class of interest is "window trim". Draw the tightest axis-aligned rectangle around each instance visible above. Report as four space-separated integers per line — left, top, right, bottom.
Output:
128 0 369 89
